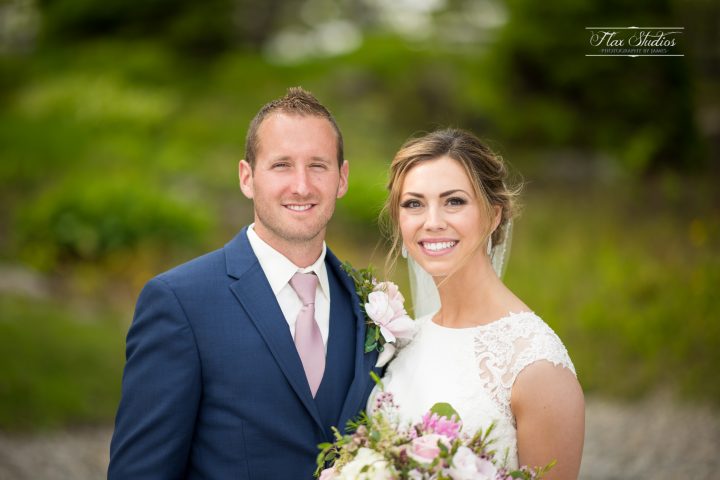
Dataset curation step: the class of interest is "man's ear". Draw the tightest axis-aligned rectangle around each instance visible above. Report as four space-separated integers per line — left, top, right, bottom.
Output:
336 160 349 199
238 160 254 199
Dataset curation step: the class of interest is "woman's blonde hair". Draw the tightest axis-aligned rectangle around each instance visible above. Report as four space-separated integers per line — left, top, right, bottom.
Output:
380 128 521 273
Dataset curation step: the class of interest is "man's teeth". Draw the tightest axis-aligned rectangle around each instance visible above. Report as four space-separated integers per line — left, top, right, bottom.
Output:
286 204 312 211
423 241 456 251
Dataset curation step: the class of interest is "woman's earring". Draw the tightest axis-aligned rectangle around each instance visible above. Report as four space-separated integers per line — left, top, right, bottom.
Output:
486 236 493 256
401 245 408 259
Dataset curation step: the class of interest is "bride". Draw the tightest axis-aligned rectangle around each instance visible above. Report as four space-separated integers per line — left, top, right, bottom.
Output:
374 129 585 479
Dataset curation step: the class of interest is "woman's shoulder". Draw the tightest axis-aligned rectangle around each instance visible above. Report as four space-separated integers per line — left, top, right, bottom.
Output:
475 311 576 380
484 311 566 341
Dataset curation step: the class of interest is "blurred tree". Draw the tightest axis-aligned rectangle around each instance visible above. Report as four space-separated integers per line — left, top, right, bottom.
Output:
485 0 705 174
37 0 233 52
36 0 304 53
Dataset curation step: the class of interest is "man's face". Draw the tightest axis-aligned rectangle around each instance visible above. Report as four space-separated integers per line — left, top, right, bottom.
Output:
239 113 348 252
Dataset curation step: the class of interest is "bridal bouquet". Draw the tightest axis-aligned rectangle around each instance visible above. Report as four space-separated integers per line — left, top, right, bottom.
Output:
316 390 553 480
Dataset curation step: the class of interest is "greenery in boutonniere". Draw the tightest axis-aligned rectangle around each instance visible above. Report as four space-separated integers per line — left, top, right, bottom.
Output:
341 261 415 367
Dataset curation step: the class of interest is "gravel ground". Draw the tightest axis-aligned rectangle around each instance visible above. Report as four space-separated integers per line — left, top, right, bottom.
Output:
579 394 720 480
1 394 718 480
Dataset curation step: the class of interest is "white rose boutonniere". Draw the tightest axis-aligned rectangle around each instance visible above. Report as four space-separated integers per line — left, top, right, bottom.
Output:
341 262 415 367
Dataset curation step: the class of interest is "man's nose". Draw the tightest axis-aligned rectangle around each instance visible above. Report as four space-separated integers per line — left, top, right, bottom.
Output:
291 167 311 196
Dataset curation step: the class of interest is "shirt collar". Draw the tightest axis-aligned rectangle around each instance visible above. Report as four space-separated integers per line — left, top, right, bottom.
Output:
246 224 329 299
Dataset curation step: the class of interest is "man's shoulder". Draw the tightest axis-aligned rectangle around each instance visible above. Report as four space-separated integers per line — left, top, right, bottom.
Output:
153 228 250 287
156 248 225 282
152 248 226 289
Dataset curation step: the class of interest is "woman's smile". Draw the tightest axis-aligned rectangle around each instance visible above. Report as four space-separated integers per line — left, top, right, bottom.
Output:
418 238 458 256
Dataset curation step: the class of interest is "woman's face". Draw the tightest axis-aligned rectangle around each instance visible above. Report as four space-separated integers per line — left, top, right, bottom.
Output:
398 156 494 278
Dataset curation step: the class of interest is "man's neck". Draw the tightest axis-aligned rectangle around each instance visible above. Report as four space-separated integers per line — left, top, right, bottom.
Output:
252 225 325 268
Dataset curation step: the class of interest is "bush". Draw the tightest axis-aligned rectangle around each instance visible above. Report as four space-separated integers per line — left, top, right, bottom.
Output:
15 177 214 269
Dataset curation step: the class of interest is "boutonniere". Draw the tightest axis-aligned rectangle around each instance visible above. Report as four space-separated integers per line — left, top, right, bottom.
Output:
341 261 415 368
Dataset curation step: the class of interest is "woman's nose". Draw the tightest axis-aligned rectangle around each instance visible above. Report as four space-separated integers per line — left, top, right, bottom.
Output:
423 205 447 230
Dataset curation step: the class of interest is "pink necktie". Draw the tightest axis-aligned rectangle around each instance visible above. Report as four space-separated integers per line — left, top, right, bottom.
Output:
289 272 325 397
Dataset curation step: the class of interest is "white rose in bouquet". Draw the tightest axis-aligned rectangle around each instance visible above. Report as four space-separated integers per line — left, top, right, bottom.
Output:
337 447 395 480
446 446 498 480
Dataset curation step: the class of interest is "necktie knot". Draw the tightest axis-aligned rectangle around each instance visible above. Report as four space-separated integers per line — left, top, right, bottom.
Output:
290 272 318 306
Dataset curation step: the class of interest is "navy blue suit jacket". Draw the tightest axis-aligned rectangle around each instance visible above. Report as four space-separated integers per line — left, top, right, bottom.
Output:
109 227 379 479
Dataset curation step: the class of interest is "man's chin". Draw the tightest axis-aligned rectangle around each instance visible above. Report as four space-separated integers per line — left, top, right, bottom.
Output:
266 225 327 245
255 212 332 245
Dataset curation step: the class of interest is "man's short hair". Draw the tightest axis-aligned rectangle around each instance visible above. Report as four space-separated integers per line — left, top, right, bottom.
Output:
244 86 344 168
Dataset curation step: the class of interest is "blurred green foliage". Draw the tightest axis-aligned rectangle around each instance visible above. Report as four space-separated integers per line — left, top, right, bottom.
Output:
36 0 295 53
506 182 720 401
0 0 718 430
15 177 213 270
485 0 704 174
0 296 126 430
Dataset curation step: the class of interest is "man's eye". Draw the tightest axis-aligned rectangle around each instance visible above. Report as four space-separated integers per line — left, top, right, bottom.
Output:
272 162 290 169
310 163 328 170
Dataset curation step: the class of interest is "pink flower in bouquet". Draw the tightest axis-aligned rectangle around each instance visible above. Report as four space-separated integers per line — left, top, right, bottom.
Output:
373 391 397 412
422 412 462 440
447 446 498 480
318 467 338 480
408 433 451 464
365 282 415 344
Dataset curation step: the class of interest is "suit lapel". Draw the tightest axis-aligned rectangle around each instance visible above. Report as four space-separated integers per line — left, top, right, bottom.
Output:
225 228 323 432
325 250 379 426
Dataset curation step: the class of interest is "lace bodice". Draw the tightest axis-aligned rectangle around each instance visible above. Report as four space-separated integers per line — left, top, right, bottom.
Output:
371 311 575 469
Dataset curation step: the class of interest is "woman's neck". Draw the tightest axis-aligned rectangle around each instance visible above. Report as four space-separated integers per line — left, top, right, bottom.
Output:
433 257 525 328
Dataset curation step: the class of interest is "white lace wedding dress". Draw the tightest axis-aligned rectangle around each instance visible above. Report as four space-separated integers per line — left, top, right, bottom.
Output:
371 311 576 469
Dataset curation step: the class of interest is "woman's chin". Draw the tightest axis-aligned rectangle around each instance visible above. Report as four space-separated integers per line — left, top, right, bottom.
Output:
414 262 450 278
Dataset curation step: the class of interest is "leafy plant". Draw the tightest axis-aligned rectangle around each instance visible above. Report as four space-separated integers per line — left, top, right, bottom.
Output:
15 177 214 269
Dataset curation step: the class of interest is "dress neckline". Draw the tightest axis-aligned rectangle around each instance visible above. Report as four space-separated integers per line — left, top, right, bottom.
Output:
426 310 536 332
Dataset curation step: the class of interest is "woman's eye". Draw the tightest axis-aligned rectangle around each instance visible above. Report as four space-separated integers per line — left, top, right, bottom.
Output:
400 199 422 209
447 197 467 206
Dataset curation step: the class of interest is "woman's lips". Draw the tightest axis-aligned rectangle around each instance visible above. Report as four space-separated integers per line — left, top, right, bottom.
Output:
418 239 458 256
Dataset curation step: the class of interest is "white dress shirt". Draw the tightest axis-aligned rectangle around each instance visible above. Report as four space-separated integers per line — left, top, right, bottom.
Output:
246 225 330 349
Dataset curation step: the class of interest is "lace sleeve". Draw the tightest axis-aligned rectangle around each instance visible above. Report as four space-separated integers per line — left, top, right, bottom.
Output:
509 316 576 384
473 312 576 421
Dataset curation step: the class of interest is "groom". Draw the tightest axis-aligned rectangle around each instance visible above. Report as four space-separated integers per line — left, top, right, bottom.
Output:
108 87 379 479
